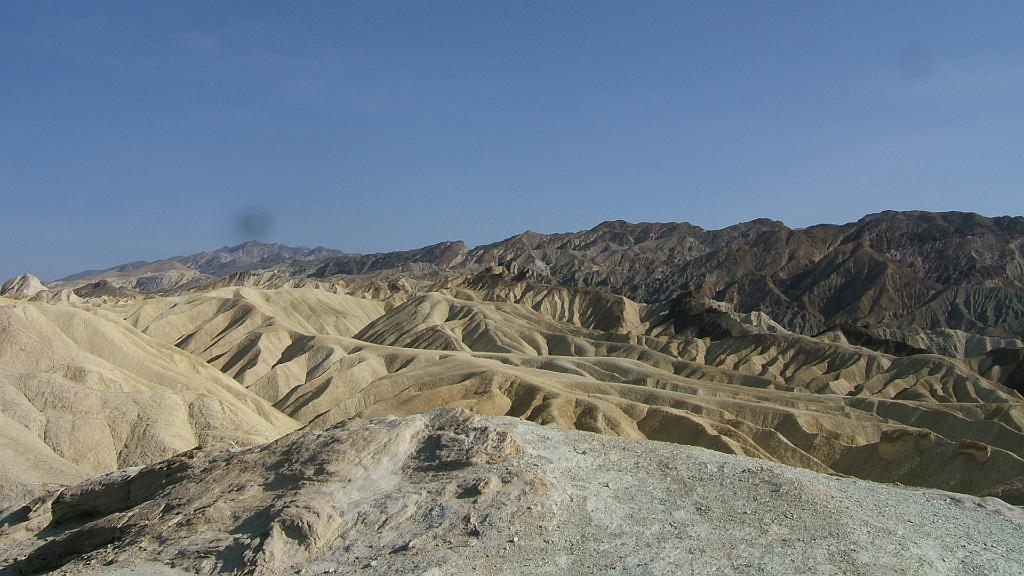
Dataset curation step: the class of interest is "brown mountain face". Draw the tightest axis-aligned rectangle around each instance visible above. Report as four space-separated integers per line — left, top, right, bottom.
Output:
455 211 1024 338
32 211 1024 341
301 240 470 277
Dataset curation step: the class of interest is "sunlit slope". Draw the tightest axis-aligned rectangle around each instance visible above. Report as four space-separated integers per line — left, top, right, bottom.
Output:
0 301 298 508
86 283 1024 500
356 292 1020 401
113 287 387 387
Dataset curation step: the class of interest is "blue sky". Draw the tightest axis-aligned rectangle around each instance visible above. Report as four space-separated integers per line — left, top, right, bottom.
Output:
2 1 1022 280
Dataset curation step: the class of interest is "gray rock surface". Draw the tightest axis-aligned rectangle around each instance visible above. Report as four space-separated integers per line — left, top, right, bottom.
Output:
2 408 1021 575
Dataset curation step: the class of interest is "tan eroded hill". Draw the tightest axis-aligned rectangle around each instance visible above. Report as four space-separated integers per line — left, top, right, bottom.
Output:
112 287 387 390
76 282 1024 500
0 301 298 508
0 275 47 300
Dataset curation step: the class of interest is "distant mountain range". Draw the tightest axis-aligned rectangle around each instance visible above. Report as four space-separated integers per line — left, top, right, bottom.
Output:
51 240 351 291
27 210 1024 340
4 209 1024 570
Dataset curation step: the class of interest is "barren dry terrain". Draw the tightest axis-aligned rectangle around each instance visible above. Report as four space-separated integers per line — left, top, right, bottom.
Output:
2 211 1023 574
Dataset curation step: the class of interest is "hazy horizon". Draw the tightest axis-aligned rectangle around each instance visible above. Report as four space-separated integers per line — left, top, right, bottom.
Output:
3 2 1023 280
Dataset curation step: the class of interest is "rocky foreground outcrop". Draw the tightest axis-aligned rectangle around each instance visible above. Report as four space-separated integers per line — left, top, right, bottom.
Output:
2 408 1022 575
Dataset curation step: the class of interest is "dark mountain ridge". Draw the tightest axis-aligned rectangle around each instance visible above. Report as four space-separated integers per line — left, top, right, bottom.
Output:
39 210 1024 339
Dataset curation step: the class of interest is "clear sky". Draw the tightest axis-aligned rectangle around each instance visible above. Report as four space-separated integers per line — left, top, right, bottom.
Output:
2 1 1023 281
